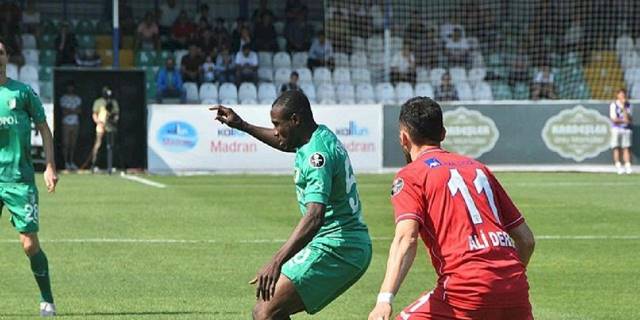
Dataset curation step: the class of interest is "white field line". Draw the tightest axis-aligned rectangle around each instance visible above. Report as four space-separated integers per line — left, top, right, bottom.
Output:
120 174 167 188
0 235 638 244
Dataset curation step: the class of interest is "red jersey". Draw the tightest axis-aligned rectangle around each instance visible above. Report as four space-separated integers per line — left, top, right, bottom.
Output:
391 148 529 309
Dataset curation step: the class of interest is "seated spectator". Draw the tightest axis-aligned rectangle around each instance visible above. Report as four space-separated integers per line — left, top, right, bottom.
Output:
390 44 416 83
231 17 250 52
232 25 253 53
136 11 160 50
156 58 186 103
435 72 459 101
201 54 216 83
307 31 334 69
404 10 427 44
444 27 470 68
235 44 258 85
253 12 278 52
416 25 441 68
252 0 275 25
509 47 531 86
21 0 40 35
171 10 196 50
55 22 78 66
285 0 308 23
158 0 180 35
193 3 212 25
194 17 211 42
285 14 313 52
531 66 557 100
213 18 231 51
75 49 102 67
215 46 236 83
181 44 204 84
196 27 218 58
280 71 303 94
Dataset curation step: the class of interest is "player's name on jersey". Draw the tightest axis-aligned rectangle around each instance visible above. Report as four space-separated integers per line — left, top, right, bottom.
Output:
468 230 516 251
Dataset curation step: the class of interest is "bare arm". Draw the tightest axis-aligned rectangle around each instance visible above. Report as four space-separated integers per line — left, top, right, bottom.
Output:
35 122 58 193
508 222 535 267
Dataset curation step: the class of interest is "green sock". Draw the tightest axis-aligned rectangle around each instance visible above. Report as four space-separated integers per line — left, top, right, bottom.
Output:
29 249 54 303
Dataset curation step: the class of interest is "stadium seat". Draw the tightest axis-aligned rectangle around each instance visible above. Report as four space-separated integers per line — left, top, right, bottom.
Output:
273 21 285 35
367 36 384 52
487 52 504 67
471 51 485 68
620 52 640 69
333 67 351 85
98 49 113 67
76 19 94 34
183 82 199 103
121 36 135 50
356 83 376 104
258 51 273 68
351 36 366 52
336 84 355 104
468 68 487 84
96 20 112 34
239 83 258 104
625 67 640 88
291 52 308 69
119 49 134 68
6 63 18 79
351 68 371 84
316 84 336 104
334 53 350 68
157 50 174 63
21 34 37 50
22 49 39 66
455 82 473 100
492 83 513 100
631 83 640 99
273 52 291 69
38 34 56 50
390 36 403 53
41 20 56 35
95 35 113 50
219 83 238 105
78 35 96 50
350 51 368 68
300 83 317 103
449 67 467 84
26 81 40 96
375 82 396 104
258 83 277 104
416 68 430 83
258 67 274 82
472 81 493 100
135 50 157 67
414 83 435 98
430 68 447 86
395 82 414 104
39 66 53 82
313 67 332 85
276 36 287 51
199 83 218 103
274 68 292 87
512 82 530 100
19 65 38 82
296 68 313 84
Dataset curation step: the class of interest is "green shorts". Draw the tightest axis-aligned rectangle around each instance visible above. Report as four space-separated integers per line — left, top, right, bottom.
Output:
0 183 40 233
281 239 372 314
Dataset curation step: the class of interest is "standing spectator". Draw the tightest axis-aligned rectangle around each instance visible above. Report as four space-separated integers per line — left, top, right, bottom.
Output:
253 12 278 52
610 88 633 174
390 44 416 83
60 82 82 170
21 0 40 36
231 17 249 52
234 44 258 85
89 87 119 172
404 10 426 44
252 0 275 25
531 66 557 100
213 18 231 51
193 3 212 25
215 46 236 83
194 17 210 41
444 27 470 68
280 71 302 93
307 31 334 69
156 57 186 103
171 10 195 50
159 0 180 34
285 0 308 23
416 26 442 68
435 72 459 101
196 27 218 58
284 14 313 52
232 25 253 53
201 54 216 83
136 11 160 50
55 22 78 66
181 44 204 84
509 47 531 86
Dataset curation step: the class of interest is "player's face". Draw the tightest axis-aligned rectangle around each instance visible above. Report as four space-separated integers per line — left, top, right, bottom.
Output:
271 107 298 149
0 43 8 67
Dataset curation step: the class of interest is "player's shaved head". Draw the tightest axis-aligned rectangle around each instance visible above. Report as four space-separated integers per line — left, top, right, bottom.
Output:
399 97 444 144
272 90 313 123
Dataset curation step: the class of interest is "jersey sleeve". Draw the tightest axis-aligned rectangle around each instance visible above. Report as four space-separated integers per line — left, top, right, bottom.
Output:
301 151 333 205
390 169 426 226
24 85 46 124
486 169 525 230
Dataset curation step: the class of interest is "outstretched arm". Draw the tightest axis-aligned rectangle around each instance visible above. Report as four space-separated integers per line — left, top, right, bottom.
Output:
210 105 294 152
35 122 58 193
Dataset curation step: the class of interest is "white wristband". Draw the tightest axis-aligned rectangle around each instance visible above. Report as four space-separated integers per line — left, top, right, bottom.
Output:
377 292 394 304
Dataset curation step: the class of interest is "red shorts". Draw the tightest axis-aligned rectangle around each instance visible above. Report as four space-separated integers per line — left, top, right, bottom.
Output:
397 291 533 320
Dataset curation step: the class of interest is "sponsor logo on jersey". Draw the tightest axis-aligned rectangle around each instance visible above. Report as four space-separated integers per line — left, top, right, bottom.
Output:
157 121 198 152
425 157 442 168
442 107 499 159
8 98 16 109
335 121 369 136
0 115 18 126
391 178 404 196
542 105 611 161
309 152 325 168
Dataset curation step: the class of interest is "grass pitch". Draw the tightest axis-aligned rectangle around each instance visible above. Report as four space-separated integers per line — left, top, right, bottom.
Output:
0 172 638 319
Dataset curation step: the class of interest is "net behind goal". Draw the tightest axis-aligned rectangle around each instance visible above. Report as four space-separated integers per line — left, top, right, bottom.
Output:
322 0 639 103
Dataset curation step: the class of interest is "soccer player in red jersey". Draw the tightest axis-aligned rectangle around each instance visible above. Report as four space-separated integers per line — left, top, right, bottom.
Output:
368 97 535 320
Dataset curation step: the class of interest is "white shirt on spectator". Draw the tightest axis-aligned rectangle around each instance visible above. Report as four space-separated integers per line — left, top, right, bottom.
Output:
159 3 181 27
308 38 333 61
440 24 465 41
234 51 258 67
533 71 554 84
445 38 470 52
390 52 415 74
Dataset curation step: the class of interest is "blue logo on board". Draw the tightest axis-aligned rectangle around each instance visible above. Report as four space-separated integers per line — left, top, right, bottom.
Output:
157 121 198 152
425 158 442 168
335 121 369 136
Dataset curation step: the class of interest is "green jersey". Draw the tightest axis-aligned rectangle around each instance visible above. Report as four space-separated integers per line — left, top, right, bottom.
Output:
0 79 46 183
294 125 370 244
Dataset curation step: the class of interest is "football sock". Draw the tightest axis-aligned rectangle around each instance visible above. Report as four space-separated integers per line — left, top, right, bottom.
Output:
29 249 54 303
615 162 622 168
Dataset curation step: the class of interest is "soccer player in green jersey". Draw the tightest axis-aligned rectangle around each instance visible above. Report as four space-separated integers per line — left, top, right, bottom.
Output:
0 40 58 316
211 91 372 319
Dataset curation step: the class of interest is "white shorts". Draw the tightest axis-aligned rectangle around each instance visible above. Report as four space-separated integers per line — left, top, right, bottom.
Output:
611 128 632 148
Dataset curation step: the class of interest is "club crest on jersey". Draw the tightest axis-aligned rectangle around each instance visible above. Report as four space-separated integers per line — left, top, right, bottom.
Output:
7 98 16 109
309 152 325 168
391 178 404 196
425 157 442 168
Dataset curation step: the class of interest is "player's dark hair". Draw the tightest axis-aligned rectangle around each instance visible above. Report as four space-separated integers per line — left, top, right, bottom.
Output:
618 88 626 94
272 90 313 122
399 97 444 144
